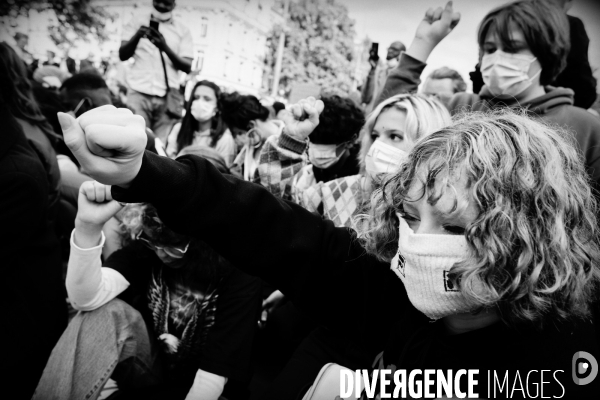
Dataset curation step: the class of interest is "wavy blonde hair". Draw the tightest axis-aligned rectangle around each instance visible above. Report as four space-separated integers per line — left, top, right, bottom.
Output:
358 93 451 172
358 109 600 325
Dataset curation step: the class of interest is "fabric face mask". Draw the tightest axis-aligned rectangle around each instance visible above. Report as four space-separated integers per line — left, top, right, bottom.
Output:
190 100 216 122
308 142 345 169
152 9 173 22
390 216 475 320
481 50 542 98
364 139 407 178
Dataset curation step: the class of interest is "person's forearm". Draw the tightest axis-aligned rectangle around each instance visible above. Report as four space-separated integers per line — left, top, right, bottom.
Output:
374 52 428 107
361 68 376 104
111 151 356 294
119 34 143 61
406 36 437 64
162 44 192 73
67 225 130 311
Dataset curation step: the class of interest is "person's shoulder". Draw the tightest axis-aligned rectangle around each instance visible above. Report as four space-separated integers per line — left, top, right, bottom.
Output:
546 104 600 130
448 92 483 113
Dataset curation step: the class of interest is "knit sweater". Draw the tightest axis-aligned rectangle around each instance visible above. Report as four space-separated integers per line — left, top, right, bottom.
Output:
258 132 367 228
113 153 599 399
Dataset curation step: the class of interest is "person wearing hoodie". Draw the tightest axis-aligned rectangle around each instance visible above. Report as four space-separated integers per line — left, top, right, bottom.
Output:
376 0 600 195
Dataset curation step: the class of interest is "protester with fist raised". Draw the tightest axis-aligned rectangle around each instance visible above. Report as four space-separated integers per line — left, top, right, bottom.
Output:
56 92 600 397
376 0 600 200
34 177 261 400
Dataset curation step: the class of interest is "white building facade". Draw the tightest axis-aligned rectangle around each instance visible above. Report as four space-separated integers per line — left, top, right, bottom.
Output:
97 0 285 96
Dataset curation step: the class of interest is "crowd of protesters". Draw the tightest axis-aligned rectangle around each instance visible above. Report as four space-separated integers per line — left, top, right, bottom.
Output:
3 0 600 399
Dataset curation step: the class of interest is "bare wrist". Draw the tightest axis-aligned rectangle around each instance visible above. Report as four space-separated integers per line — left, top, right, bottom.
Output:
74 219 104 248
406 37 437 63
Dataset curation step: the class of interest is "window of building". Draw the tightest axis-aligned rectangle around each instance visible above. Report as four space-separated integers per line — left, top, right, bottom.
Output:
200 17 208 38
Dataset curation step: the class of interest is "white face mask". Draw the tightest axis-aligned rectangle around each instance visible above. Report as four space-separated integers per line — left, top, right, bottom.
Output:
308 142 345 170
365 139 407 179
190 100 216 122
152 9 173 22
391 216 475 320
387 57 399 70
481 50 542 98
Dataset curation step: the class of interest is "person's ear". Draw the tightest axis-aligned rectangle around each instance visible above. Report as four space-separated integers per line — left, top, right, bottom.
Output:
247 120 257 130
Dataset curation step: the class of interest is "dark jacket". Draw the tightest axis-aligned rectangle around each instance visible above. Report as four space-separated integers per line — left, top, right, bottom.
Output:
113 152 599 399
0 109 67 399
376 53 600 197
552 15 597 109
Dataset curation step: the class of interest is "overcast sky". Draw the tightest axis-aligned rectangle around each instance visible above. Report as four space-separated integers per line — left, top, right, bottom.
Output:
345 0 600 92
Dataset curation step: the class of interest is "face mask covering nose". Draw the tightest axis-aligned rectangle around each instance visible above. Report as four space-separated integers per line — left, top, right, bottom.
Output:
391 215 477 320
481 50 542 98
364 139 407 179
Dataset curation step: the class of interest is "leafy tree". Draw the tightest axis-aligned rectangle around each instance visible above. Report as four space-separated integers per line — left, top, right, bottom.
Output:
1 0 111 47
266 0 357 98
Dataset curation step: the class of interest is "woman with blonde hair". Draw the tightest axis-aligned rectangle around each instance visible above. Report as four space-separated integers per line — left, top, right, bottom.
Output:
262 93 451 228
61 102 600 398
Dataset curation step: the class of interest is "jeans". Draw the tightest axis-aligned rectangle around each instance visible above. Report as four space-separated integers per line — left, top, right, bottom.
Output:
33 299 163 400
126 89 179 142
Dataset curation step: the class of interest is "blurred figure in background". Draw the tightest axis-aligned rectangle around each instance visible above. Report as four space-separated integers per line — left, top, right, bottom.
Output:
166 80 235 165
12 32 33 65
221 92 284 181
119 0 193 141
0 42 67 400
420 66 466 108
361 40 405 113
469 0 596 109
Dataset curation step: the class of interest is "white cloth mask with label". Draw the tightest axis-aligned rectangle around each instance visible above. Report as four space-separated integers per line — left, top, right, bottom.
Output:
391 215 475 320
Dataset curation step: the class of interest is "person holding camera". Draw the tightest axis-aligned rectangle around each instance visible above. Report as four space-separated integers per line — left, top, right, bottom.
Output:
360 41 405 113
119 0 193 142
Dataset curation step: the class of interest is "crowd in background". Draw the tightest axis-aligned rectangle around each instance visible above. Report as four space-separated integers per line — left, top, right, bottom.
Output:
3 0 600 399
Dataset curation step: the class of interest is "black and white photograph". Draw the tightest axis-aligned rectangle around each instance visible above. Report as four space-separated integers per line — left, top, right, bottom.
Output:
2 0 600 399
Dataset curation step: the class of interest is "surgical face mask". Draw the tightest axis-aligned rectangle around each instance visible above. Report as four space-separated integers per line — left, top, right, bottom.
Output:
481 50 542 98
364 139 407 178
152 9 173 22
190 100 216 122
387 57 399 70
308 142 346 170
391 216 475 320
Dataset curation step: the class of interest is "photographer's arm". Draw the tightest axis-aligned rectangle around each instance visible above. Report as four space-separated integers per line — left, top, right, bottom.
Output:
119 27 147 61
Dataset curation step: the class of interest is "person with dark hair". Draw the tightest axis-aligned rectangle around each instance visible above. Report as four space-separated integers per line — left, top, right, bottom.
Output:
165 80 235 165
272 101 286 119
220 92 284 181
0 42 62 227
119 0 193 141
60 73 113 117
421 66 466 108
468 0 596 109
34 180 262 400
0 44 67 399
377 0 600 197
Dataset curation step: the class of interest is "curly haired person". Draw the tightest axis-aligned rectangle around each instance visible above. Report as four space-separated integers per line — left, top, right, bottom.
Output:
56 100 600 398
